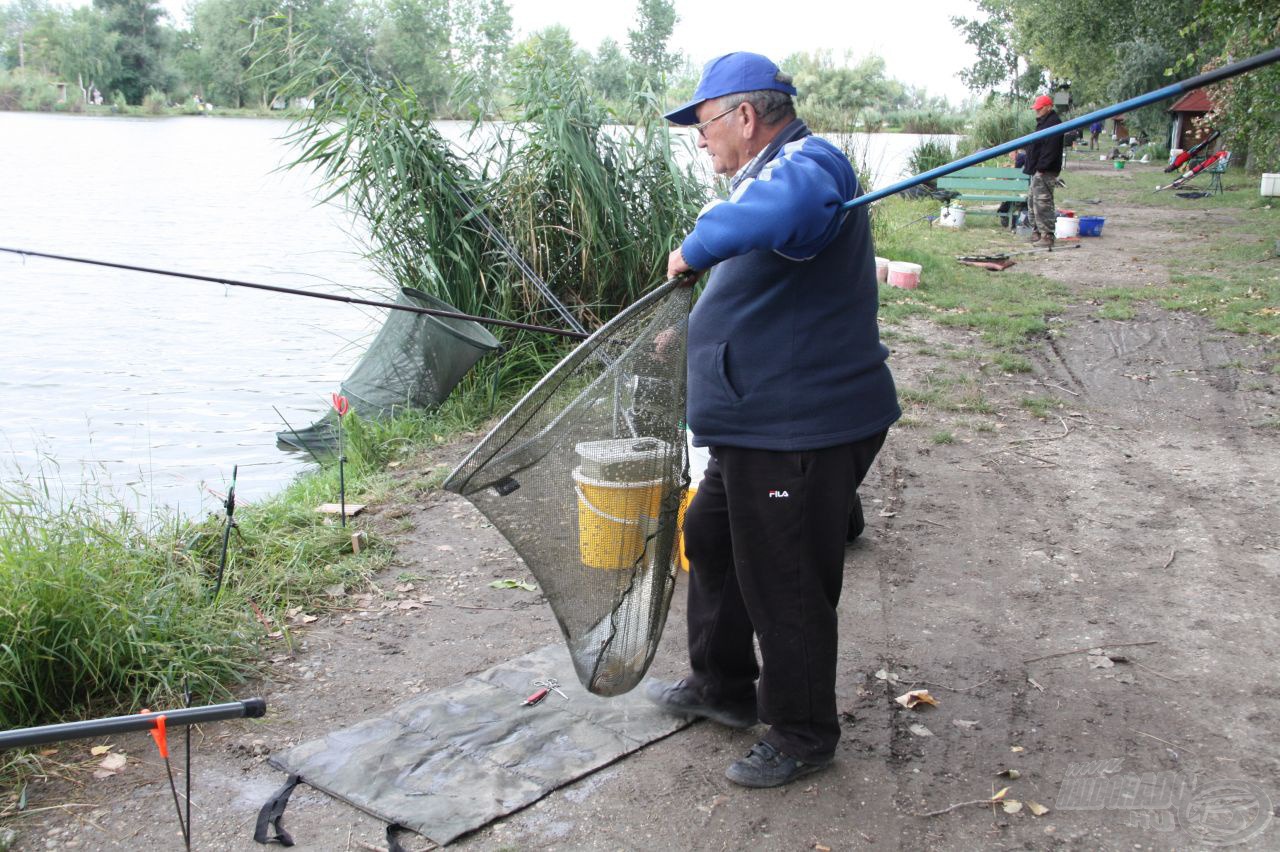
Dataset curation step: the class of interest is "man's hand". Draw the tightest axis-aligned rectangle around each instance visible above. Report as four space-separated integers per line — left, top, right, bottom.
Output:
667 247 701 285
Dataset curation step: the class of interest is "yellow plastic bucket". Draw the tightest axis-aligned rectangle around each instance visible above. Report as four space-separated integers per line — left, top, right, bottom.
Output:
677 486 697 571
572 468 663 569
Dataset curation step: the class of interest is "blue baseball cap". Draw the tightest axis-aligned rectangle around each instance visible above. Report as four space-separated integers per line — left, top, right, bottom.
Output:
663 52 797 125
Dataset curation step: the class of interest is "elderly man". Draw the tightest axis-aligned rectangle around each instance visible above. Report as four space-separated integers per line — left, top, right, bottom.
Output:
646 52 899 788
1023 94 1065 248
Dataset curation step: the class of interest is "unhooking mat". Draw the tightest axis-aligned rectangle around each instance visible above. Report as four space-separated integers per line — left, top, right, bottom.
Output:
266 642 691 846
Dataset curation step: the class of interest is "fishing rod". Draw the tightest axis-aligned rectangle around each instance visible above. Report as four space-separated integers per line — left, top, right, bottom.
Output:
842 46 1280 212
0 699 267 750
0 246 590 341
447 181 588 336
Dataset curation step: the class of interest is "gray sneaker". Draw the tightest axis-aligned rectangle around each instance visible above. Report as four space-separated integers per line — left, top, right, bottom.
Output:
644 678 757 729
725 741 832 788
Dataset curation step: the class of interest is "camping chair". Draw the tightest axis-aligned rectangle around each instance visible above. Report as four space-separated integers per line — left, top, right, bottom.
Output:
1207 151 1230 194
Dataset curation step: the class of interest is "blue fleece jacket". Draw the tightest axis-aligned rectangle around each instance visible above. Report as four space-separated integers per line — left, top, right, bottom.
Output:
681 119 899 450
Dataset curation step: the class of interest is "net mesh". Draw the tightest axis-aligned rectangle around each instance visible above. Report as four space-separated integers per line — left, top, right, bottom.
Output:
444 283 691 696
277 288 501 453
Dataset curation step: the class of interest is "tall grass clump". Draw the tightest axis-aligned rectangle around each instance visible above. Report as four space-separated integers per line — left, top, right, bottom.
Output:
286 57 707 400
962 101 1035 156
0 486 260 729
897 109 965 135
908 137 958 178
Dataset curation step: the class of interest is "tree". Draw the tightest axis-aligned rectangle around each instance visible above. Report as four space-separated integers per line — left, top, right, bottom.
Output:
951 0 1027 98
370 0 453 111
1 0 53 70
93 0 173 103
589 37 630 103
1192 0 1280 168
451 0 512 110
783 51 892 115
626 0 676 92
51 6 121 101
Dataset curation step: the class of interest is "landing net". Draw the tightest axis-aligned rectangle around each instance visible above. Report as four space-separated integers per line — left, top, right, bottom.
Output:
444 283 691 696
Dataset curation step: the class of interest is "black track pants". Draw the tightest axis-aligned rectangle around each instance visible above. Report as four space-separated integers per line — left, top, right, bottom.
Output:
682 431 887 761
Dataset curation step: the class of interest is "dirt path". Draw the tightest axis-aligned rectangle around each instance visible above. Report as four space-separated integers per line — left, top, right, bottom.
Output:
8 168 1279 851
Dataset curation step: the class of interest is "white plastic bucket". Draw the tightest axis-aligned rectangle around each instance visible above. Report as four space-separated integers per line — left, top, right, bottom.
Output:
938 205 965 228
1261 173 1280 197
1055 217 1080 239
874 256 890 284
887 261 922 290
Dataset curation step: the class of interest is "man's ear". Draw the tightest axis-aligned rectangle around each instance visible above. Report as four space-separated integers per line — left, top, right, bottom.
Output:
740 103 760 139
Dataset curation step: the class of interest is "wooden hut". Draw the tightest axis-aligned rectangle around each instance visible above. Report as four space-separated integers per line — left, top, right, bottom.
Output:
1167 88 1217 151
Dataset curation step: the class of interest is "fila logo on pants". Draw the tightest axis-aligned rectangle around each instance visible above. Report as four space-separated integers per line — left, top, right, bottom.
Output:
768 490 790 498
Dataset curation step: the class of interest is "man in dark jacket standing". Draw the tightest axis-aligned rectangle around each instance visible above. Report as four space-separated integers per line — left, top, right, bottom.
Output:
1023 94 1064 249
647 52 899 788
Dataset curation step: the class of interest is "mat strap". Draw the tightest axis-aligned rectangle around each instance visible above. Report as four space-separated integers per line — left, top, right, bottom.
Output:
254 774 301 846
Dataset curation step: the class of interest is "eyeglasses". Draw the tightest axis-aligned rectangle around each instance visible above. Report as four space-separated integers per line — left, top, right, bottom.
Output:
693 104 739 137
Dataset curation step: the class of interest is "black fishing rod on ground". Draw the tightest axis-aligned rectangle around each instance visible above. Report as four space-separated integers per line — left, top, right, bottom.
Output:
0 699 267 750
0 246 590 341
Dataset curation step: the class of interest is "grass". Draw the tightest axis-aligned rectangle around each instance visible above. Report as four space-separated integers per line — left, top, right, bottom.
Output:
873 198 1070 351
0 384 511 736
1056 156 1280 352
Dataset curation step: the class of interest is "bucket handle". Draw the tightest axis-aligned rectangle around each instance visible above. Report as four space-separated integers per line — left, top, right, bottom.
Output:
574 483 650 526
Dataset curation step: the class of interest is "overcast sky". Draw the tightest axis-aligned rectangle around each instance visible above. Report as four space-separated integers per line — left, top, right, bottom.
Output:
156 0 983 104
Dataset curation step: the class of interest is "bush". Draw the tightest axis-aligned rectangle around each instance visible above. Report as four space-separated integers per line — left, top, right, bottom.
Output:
0 69 59 111
897 109 966 135
962 100 1035 156
143 89 167 114
908 137 958 178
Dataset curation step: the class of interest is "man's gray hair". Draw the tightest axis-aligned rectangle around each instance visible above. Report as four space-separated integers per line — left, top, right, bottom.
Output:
716 83 796 126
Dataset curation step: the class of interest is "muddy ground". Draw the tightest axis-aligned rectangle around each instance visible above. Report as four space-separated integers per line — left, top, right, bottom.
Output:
7 158 1279 851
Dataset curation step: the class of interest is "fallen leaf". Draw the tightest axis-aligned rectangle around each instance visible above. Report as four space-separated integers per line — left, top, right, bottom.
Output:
99 753 127 772
489 579 537 591
997 768 1021 779
878 509 897 517
874 669 900 684
1089 656 1115 669
1003 799 1023 814
398 600 424 610
90 745 113 756
395 582 415 593
1011 746 1025 753
991 786 1009 801
324 583 346 597
815 845 831 852
285 606 302 619
436 545 455 552
895 689 939 709
1027 801 1050 816
908 724 933 737
953 719 979 729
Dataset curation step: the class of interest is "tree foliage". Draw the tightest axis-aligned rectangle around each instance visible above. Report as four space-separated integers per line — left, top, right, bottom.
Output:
626 0 676 93
93 0 172 103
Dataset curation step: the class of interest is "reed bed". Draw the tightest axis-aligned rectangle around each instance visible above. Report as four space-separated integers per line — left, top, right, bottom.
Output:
286 56 707 395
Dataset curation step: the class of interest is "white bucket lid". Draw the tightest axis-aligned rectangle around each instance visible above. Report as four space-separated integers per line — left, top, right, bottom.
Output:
575 438 669 465
888 261 922 274
874 256 890 267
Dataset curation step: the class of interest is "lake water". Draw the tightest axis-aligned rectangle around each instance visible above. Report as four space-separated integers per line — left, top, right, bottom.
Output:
0 112 950 517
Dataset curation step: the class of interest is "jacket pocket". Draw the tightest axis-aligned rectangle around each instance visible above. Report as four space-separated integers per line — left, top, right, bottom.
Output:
713 341 744 403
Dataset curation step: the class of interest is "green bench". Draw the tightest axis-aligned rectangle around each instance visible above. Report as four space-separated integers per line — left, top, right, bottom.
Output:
935 166 1030 230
